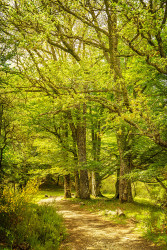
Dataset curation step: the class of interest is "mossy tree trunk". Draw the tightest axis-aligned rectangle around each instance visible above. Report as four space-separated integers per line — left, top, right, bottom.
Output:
68 105 90 199
74 170 80 198
114 168 120 199
92 172 103 197
62 120 72 199
77 127 90 199
104 1 133 202
64 173 71 198
76 104 90 199
117 131 133 202
91 116 102 197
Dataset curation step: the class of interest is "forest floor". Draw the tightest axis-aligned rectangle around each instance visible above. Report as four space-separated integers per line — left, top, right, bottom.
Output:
39 197 163 250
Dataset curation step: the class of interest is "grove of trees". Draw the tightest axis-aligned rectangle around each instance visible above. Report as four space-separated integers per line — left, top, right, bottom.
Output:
0 0 167 203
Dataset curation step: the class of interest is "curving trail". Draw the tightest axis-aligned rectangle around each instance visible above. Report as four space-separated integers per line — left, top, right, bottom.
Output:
39 197 161 250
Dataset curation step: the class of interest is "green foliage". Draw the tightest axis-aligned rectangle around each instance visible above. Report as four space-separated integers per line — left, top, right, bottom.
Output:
101 175 116 195
0 0 167 214
0 181 66 249
12 204 66 250
142 209 167 247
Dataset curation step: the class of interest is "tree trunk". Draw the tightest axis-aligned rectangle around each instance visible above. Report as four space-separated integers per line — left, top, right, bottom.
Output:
91 115 102 197
78 137 90 199
56 175 60 186
104 3 133 203
74 170 80 198
88 171 92 194
64 174 71 198
92 171 102 197
80 169 90 199
117 132 133 203
62 120 72 198
67 108 89 199
114 168 120 199
77 104 90 199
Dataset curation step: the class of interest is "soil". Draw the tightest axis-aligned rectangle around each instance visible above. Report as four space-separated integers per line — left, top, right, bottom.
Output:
39 197 162 250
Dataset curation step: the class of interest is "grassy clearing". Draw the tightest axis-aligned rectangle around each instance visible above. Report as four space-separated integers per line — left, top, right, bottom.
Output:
32 187 65 203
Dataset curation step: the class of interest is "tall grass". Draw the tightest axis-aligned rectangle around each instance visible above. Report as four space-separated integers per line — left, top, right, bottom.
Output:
142 208 167 246
0 181 66 249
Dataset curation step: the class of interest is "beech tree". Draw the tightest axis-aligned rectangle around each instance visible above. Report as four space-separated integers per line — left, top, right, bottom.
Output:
1 0 167 202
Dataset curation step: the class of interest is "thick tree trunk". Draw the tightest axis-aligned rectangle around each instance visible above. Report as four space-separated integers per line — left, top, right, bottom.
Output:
64 174 71 198
119 175 132 202
92 171 102 197
67 108 89 199
117 132 133 203
103 3 133 203
78 141 90 199
74 170 80 198
80 169 90 199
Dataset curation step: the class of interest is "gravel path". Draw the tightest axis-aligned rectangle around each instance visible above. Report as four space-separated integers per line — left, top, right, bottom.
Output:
39 197 162 250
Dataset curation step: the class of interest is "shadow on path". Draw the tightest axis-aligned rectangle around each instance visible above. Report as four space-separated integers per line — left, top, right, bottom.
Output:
39 197 162 250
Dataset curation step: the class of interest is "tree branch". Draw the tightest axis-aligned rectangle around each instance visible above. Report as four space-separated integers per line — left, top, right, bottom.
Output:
56 0 109 36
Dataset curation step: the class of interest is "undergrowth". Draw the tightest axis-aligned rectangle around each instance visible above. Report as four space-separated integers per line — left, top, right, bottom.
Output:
142 208 167 247
0 181 66 249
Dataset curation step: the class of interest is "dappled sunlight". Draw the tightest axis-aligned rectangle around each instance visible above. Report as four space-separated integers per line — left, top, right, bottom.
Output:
42 197 160 250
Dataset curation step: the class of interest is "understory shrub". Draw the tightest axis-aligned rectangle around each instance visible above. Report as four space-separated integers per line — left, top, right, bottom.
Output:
0 180 66 249
142 208 167 247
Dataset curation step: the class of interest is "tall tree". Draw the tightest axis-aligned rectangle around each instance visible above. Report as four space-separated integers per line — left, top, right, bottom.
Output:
1 0 167 202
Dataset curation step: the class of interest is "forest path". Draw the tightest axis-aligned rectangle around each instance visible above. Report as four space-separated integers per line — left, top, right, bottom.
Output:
39 197 161 250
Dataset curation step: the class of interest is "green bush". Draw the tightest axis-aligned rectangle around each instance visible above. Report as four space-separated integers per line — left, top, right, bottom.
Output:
0 181 66 249
13 204 66 249
142 208 167 247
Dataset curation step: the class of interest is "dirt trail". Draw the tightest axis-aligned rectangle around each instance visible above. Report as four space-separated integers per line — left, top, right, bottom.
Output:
39 197 162 250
